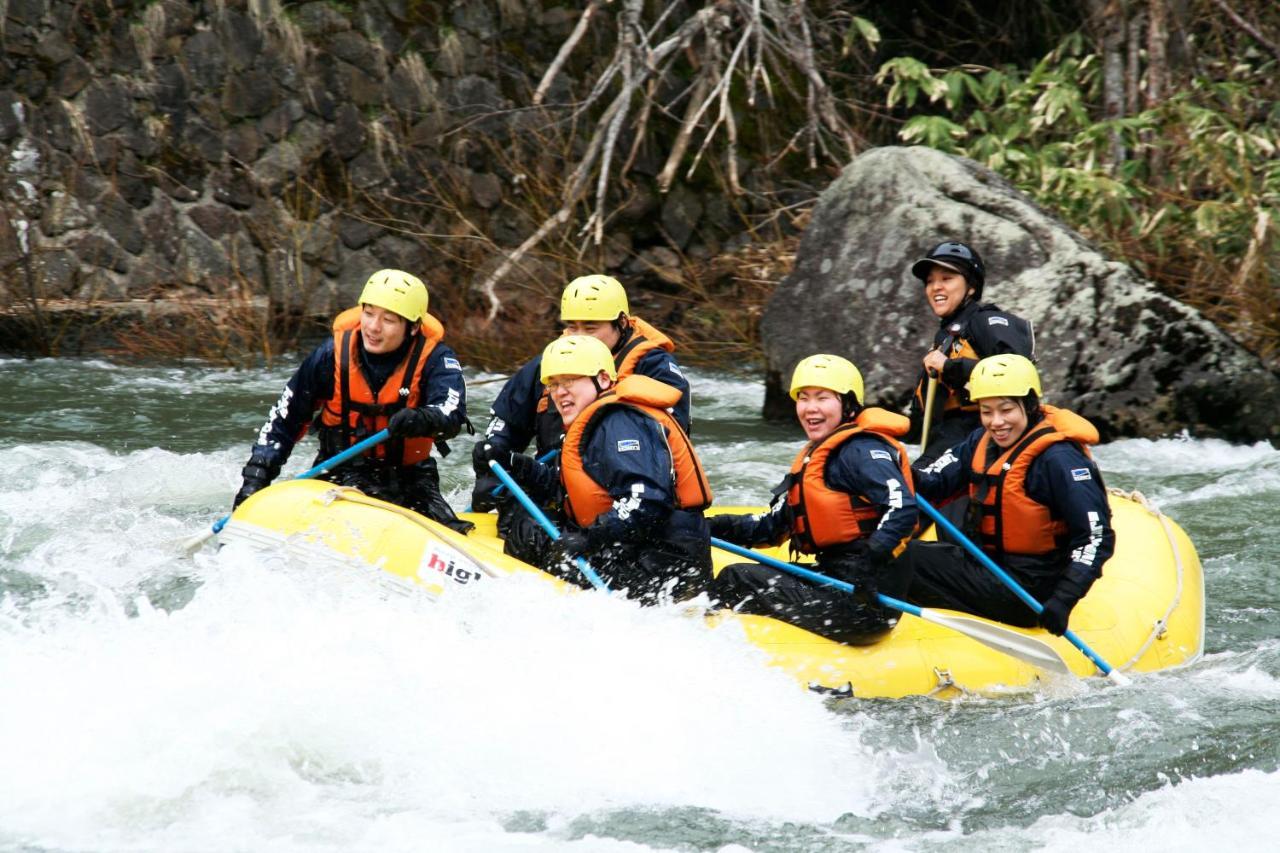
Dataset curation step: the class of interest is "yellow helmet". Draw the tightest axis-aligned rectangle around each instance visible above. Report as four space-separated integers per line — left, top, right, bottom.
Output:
789 354 864 404
540 334 618 383
358 269 428 322
560 275 629 322
967 354 1042 400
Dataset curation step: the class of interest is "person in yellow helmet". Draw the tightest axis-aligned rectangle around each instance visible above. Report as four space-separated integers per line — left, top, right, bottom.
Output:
232 269 473 532
478 335 713 602
470 274 691 548
907 354 1114 635
707 355 918 645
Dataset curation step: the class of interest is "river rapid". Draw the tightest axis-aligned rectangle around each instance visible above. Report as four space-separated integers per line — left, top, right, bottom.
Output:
1 357 1277 853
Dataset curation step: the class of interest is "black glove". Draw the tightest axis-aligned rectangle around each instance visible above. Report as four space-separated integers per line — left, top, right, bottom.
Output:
553 529 591 565
829 544 891 604
472 440 496 477
707 513 741 542
474 441 539 485
1039 576 1089 636
233 456 278 510
388 406 448 438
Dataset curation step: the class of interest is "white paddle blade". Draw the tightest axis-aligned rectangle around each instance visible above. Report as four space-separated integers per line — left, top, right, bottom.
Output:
1106 669 1132 685
919 609 1074 675
180 527 216 555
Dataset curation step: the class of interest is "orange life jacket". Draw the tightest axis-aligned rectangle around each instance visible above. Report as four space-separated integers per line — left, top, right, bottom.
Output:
914 335 982 416
319 307 444 465
786 407 915 554
613 316 675 376
535 316 680 452
969 405 1100 557
559 374 712 528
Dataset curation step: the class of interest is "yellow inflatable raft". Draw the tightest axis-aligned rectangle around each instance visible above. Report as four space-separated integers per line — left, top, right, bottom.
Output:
220 480 1204 699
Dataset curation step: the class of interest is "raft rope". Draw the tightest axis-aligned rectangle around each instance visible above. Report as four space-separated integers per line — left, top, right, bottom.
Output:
316 487 506 579
1106 487 1185 672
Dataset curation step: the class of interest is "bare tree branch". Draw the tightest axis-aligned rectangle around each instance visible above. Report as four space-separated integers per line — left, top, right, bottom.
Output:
533 0 603 106
1209 0 1280 63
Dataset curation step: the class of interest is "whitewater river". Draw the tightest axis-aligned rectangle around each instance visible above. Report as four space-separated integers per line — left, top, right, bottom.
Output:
1 357 1277 852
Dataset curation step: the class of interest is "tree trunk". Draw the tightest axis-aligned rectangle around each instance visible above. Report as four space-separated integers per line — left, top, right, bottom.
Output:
1086 0 1129 168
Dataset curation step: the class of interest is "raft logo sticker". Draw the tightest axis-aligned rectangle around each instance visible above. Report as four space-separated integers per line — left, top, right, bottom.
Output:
418 547 483 585
617 439 641 452
1071 468 1092 481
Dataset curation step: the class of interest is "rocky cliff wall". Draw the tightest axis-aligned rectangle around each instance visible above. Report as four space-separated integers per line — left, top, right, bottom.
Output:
0 0 769 357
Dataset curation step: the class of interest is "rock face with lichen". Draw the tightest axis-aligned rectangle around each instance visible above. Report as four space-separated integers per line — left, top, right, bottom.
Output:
0 0 770 356
761 146 1280 444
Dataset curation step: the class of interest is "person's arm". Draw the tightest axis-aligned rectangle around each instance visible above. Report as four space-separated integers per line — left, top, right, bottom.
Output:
911 428 979 504
577 410 677 549
831 438 918 557
708 501 788 548
632 348 693 434
480 357 544 454
1028 444 1115 589
470 358 548 510
234 341 333 506
391 343 469 440
1026 443 1116 634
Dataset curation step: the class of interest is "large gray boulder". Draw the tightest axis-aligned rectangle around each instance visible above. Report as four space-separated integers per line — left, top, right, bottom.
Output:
760 146 1280 445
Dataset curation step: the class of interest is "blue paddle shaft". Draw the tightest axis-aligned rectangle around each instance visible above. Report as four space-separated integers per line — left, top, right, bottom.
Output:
914 494 1116 677
709 536 920 618
487 459 610 593
208 428 393 536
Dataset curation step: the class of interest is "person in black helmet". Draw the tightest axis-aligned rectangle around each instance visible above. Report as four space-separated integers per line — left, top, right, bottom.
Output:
908 241 1035 466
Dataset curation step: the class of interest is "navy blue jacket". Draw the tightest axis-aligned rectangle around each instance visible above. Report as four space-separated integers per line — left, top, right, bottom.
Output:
246 334 468 470
481 345 691 457
520 406 707 555
719 434 917 560
913 423 1114 589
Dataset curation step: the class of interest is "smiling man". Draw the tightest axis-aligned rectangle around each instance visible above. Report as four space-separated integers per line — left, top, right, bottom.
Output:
231 269 473 533
479 335 713 602
907 354 1115 635
469 274 690 514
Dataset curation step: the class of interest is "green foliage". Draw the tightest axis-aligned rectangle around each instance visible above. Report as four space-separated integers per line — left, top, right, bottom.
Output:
876 35 1280 362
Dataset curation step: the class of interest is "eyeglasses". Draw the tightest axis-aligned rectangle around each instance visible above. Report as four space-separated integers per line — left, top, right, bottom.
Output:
543 377 585 392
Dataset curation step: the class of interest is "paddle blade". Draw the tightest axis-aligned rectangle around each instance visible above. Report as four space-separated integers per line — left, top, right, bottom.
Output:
917 609 1074 675
180 527 216 555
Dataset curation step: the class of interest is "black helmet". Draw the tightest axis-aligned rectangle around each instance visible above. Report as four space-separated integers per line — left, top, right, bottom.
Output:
911 241 986 298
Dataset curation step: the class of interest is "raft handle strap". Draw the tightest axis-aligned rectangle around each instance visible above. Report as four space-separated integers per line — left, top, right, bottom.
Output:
1107 488 1185 672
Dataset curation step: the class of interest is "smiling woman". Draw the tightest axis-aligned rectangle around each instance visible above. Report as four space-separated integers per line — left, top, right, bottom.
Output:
906 241 1036 466
908 354 1114 636
709 353 918 645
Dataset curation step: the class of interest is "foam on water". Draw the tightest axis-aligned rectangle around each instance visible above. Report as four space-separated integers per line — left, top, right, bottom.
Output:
933 767 1280 852
0 534 922 851
1097 434 1280 476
